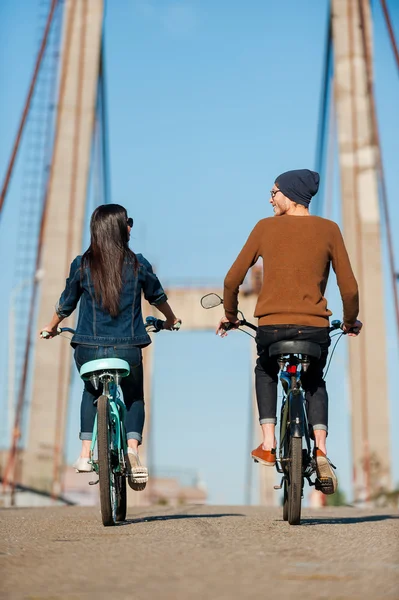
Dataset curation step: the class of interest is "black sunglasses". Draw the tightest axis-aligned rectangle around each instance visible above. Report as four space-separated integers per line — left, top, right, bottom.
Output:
127 217 134 228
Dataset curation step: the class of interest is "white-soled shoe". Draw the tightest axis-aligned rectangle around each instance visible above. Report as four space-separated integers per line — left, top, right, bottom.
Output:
315 448 338 495
126 448 148 491
73 457 93 473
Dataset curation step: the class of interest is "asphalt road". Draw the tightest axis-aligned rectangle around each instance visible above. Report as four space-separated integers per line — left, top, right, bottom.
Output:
1 504 398 599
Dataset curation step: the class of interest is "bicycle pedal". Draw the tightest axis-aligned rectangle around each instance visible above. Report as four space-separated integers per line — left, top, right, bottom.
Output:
88 479 99 485
315 477 334 494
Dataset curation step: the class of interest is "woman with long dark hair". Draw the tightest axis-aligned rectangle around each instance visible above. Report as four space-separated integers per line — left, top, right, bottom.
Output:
41 204 179 490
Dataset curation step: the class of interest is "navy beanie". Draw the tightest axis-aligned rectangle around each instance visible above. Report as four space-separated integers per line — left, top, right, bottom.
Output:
275 169 320 208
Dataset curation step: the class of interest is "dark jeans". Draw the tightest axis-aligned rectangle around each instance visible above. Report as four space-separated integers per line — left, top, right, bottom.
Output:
255 325 331 433
74 345 145 445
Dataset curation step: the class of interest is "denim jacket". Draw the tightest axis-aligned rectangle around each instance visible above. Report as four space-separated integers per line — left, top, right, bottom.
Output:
56 254 167 348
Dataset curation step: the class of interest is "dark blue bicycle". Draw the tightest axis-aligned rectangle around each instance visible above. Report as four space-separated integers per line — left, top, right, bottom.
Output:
201 292 344 525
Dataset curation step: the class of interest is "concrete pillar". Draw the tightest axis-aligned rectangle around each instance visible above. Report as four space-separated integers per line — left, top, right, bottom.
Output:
332 0 391 500
22 0 104 493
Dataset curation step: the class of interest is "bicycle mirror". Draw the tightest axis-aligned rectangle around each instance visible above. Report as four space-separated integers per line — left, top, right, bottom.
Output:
200 293 223 309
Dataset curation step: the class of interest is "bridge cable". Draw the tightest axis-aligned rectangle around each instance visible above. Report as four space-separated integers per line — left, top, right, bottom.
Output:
0 0 58 218
99 35 111 205
314 8 333 216
379 0 399 74
358 0 399 350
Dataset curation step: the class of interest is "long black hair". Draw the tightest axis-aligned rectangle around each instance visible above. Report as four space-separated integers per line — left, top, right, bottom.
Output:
82 204 137 317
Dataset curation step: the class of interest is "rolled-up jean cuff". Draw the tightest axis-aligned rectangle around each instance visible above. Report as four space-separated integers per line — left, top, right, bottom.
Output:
127 432 142 445
259 418 277 425
80 432 93 441
313 424 328 433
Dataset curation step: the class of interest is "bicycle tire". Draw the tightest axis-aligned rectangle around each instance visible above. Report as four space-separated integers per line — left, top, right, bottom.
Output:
280 397 289 522
288 436 303 525
283 479 288 521
115 475 127 522
97 395 116 527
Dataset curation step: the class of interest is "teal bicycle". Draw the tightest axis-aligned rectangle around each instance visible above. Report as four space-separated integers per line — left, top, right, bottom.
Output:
43 316 180 527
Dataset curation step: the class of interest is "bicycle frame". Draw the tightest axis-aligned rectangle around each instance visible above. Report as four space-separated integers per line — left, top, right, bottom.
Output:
277 365 312 475
51 320 174 480
89 380 128 475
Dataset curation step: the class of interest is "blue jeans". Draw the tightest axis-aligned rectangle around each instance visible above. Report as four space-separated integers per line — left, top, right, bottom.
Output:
74 345 145 445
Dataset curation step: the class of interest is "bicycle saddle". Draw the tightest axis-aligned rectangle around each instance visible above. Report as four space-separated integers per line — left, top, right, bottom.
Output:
268 340 321 359
79 358 130 381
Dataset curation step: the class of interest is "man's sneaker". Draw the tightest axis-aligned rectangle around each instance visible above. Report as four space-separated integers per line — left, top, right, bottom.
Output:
73 457 93 473
314 448 338 495
126 448 148 491
251 445 276 466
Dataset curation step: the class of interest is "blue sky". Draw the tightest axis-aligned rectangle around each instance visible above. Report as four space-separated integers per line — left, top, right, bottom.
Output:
0 0 398 504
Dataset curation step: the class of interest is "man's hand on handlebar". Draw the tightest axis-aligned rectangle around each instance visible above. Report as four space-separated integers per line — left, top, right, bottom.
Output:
216 316 240 337
343 319 363 337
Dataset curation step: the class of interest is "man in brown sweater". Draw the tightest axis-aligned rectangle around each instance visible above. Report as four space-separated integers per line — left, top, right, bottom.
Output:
217 169 362 493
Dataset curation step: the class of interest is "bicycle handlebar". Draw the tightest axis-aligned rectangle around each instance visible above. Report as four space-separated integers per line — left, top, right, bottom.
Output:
329 320 343 333
41 319 181 339
41 317 352 338
222 318 354 335
59 327 75 335
40 327 76 338
219 319 257 333
329 320 360 335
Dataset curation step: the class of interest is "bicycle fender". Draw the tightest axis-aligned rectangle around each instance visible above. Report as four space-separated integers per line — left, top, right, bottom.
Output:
289 391 305 438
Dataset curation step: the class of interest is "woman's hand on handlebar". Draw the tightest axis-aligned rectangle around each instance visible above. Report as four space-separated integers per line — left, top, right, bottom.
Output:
39 311 64 339
163 317 182 331
343 319 363 337
154 300 180 331
40 325 59 339
216 316 240 337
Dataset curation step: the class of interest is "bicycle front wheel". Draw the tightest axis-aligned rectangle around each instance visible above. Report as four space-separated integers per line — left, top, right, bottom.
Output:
115 475 127 522
97 395 116 527
282 479 289 521
288 436 303 525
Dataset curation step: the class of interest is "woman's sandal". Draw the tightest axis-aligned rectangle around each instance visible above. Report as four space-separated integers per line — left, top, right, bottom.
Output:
72 456 93 473
126 448 148 491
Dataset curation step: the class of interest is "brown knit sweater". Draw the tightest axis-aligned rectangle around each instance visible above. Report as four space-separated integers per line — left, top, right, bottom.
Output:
224 215 359 328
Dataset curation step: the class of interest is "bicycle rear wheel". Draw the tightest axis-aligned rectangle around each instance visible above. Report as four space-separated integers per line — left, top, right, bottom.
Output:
288 436 303 525
97 395 116 526
280 399 289 522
